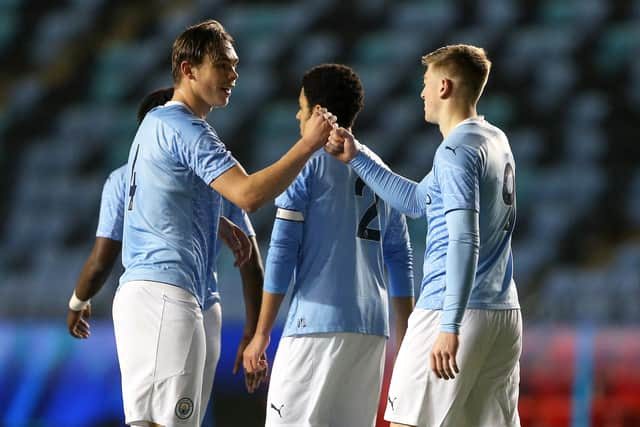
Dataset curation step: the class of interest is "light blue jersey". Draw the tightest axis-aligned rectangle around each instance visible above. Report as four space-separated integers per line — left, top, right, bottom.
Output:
350 117 519 321
265 150 414 338
120 102 238 307
96 165 127 241
418 117 518 311
96 167 250 310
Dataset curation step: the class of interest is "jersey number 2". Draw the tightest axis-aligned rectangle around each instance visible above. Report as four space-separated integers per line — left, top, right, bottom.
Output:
355 178 380 241
502 163 516 231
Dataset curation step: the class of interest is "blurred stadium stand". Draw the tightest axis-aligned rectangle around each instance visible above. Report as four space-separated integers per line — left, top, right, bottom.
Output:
0 0 639 426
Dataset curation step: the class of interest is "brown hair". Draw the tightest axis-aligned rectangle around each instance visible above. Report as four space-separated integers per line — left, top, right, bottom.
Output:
171 19 234 83
422 44 491 104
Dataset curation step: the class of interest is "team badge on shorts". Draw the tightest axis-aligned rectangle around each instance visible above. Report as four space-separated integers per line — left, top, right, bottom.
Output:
175 397 194 420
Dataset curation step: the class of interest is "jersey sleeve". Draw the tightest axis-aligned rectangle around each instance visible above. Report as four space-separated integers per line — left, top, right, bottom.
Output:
434 140 482 214
382 208 415 298
95 171 125 241
264 163 313 294
225 200 256 237
349 145 427 219
172 126 238 185
441 209 480 334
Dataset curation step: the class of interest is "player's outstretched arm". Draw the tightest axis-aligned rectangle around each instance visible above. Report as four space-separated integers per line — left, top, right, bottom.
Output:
211 107 336 212
67 237 121 339
233 235 266 393
326 128 427 218
325 127 360 163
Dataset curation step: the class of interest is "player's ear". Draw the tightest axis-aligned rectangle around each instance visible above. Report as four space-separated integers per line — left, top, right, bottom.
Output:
180 61 195 80
440 78 453 99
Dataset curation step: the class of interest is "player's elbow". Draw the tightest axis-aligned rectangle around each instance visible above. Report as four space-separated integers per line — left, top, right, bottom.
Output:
244 202 260 213
234 191 264 213
237 199 260 213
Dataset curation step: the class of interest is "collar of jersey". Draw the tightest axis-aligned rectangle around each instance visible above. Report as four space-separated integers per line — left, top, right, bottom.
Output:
165 100 195 115
448 115 486 135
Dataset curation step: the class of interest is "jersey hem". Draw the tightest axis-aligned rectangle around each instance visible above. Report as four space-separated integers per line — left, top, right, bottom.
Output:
119 270 203 307
282 325 389 338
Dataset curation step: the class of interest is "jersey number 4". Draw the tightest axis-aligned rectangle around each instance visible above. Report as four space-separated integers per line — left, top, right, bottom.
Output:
128 145 140 211
355 178 380 242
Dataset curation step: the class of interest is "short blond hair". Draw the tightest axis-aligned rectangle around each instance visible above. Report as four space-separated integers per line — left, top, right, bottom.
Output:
422 44 491 104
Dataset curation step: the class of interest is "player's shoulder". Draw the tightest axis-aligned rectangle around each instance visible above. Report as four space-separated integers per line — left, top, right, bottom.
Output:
105 164 128 188
148 104 219 142
454 118 507 146
109 164 128 179
438 118 501 161
302 148 330 172
311 148 356 181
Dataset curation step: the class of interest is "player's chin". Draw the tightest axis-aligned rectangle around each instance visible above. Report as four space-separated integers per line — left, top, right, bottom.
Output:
211 94 231 108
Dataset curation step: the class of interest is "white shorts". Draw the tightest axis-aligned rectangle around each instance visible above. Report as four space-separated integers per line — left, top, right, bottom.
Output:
113 281 221 427
199 301 222 426
266 332 386 427
384 309 522 427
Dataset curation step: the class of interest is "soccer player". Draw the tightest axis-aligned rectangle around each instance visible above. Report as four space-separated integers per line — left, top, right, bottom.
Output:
326 45 522 427
66 88 264 425
111 20 336 427
67 87 174 340
242 64 415 427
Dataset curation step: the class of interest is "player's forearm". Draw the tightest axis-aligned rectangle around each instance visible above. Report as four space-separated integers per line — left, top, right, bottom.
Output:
441 210 480 334
74 257 115 301
392 296 414 347
73 238 122 302
350 149 425 218
385 246 415 299
241 140 316 211
255 291 286 336
239 239 264 333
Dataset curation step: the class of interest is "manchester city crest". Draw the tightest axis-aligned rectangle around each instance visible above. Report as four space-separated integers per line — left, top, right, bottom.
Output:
175 397 194 420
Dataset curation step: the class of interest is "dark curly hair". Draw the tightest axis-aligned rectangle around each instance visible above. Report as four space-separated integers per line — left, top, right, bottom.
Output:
136 87 174 124
302 64 364 128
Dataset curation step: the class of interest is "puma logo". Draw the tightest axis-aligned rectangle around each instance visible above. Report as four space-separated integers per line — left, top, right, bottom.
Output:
445 145 457 155
388 396 398 411
270 403 285 418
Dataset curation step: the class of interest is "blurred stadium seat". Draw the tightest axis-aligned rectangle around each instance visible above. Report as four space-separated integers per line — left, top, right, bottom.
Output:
0 0 638 426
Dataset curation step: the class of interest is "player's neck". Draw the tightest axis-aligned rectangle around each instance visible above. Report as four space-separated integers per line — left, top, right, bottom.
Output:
438 103 477 139
172 87 209 119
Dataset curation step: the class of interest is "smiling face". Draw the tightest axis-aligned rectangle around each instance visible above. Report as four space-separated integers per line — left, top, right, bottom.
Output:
190 41 239 109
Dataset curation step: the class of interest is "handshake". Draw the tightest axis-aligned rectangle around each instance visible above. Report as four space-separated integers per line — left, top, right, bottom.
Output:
301 106 361 162
324 126 360 163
